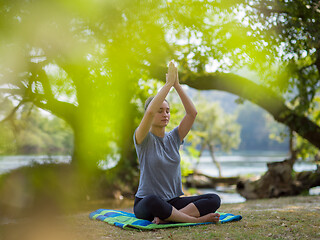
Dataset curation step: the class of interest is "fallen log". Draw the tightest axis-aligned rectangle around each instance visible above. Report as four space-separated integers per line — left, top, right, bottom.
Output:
185 171 240 188
236 159 320 200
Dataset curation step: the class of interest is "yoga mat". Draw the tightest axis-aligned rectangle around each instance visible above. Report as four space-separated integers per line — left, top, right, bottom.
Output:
89 209 242 230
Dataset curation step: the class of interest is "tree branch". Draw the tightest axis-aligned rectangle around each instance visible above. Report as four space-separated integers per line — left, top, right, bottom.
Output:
250 5 290 15
29 93 77 126
0 99 25 124
23 62 78 127
29 62 54 99
315 48 320 74
149 66 320 149
0 88 25 95
187 72 320 149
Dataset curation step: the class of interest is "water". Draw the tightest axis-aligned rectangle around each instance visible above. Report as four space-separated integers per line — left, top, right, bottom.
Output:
0 155 71 175
199 186 247 204
0 154 318 204
193 153 317 178
186 152 318 204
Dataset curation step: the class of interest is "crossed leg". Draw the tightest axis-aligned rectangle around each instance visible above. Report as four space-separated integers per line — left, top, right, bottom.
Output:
152 203 220 224
148 194 221 224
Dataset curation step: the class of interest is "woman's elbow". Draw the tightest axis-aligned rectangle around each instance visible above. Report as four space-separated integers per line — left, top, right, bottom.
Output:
191 110 198 118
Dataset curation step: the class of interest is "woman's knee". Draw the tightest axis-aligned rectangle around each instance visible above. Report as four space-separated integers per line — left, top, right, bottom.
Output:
208 193 221 208
134 195 161 220
205 193 221 210
139 195 169 214
144 195 172 220
195 193 221 216
143 195 163 210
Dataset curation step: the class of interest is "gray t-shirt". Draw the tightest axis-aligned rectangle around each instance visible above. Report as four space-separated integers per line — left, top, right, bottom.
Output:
133 127 184 201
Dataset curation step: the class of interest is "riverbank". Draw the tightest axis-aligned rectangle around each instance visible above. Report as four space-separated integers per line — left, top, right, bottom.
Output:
1 154 318 204
1 195 319 240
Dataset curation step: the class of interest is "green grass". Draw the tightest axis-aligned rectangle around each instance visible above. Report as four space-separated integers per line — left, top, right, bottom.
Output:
1 195 320 240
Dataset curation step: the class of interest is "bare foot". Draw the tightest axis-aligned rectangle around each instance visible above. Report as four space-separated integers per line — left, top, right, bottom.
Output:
197 213 220 223
152 217 169 224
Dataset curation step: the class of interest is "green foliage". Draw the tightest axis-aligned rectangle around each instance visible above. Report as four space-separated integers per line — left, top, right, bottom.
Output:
0 0 174 167
191 96 241 177
0 98 16 154
179 151 194 183
193 96 241 153
237 101 289 151
242 0 320 112
0 122 16 154
0 0 319 167
1 0 319 220
0 104 73 155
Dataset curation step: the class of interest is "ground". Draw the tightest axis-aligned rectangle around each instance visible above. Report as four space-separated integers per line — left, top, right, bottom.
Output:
1 195 320 240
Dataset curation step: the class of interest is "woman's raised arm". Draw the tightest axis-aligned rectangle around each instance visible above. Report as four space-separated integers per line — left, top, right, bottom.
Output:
135 62 176 145
174 69 198 142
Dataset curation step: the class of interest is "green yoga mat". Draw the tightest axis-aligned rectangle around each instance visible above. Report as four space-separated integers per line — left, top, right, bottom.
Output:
89 209 242 230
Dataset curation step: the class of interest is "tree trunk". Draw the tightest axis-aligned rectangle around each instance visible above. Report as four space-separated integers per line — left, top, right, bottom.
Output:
185 171 239 188
194 142 206 170
104 104 140 198
236 159 294 199
69 122 103 199
288 130 297 168
208 144 222 177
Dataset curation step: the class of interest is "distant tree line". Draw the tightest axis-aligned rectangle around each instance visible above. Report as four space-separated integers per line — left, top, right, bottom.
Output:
0 103 73 155
236 101 289 152
184 88 290 153
0 95 288 156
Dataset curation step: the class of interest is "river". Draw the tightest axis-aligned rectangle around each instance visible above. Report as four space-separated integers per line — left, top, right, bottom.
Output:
0 153 319 204
189 151 319 203
192 151 317 177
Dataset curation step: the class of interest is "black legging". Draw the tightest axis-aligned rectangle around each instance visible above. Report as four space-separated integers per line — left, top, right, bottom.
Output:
134 193 221 221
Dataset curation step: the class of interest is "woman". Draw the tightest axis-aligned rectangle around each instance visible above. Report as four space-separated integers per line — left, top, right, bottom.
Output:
133 62 221 224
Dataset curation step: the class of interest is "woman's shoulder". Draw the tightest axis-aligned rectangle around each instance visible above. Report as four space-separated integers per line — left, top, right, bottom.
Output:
165 127 179 139
166 127 184 145
134 128 152 146
167 126 179 135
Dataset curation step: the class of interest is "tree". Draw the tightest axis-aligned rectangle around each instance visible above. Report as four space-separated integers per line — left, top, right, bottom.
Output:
193 99 241 177
237 101 289 151
1 0 320 197
0 98 16 154
241 0 320 109
0 0 171 172
0 104 73 155
235 0 320 155
147 0 320 150
151 70 320 150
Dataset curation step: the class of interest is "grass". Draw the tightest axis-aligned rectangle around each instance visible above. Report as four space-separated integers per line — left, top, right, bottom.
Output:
1 195 320 240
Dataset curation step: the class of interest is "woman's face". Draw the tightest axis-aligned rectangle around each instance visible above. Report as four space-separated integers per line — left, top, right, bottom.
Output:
152 101 170 127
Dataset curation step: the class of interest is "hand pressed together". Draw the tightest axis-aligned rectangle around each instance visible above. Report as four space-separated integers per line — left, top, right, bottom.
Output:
166 61 177 86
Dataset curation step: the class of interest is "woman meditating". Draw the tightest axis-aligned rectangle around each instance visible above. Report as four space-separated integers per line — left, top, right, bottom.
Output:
133 62 221 224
